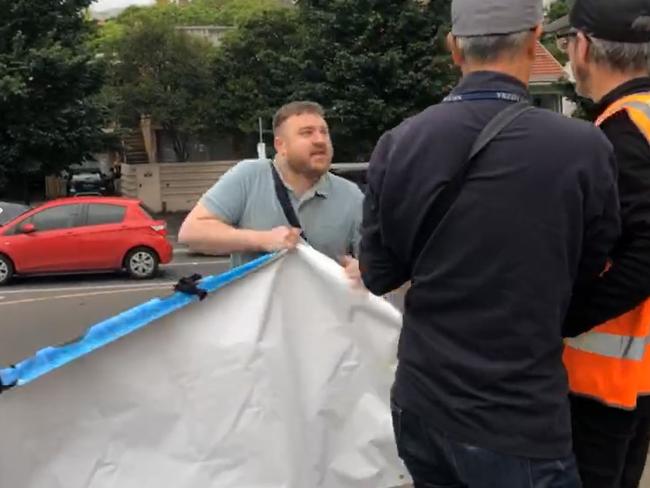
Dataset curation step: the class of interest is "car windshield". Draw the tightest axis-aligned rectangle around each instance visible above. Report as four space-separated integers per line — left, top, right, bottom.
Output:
71 172 102 182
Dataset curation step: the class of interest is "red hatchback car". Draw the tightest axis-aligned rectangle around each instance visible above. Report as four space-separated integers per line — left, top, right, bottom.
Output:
0 197 173 285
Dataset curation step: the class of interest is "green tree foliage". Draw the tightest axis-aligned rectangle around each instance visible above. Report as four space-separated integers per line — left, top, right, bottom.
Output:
295 0 456 160
210 8 306 153
93 0 288 60
547 0 570 22
0 0 106 200
101 0 287 35
94 0 290 160
95 0 458 162
212 0 456 161
200 0 290 25
108 17 216 161
543 0 570 64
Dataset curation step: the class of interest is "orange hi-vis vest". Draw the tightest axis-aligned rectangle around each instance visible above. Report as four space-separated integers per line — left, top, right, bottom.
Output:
563 92 650 410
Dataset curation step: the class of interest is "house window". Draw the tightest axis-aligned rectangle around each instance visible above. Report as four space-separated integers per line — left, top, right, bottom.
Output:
533 94 561 112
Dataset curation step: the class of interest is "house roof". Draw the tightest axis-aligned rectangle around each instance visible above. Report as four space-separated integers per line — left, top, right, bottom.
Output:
531 42 567 84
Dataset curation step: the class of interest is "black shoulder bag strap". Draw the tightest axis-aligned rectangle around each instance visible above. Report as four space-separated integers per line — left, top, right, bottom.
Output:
410 101 534 271
269 161 307 241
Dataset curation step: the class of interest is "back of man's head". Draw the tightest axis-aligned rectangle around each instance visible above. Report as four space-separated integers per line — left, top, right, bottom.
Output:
547 0 650 99
587 39 650 74
449 0 543 75
570 0 650 74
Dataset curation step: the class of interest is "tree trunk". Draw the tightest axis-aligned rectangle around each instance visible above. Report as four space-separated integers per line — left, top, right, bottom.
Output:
170 130 189 162
22 173 31 206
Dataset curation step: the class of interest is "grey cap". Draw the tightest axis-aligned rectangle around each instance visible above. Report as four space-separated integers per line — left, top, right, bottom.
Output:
452 0 544 37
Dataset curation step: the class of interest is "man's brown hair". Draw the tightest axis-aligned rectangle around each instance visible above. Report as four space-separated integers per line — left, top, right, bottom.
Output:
273 101 325 135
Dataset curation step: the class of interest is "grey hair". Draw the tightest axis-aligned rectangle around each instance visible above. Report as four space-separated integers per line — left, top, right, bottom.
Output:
456 30 533 63
588 38 650 73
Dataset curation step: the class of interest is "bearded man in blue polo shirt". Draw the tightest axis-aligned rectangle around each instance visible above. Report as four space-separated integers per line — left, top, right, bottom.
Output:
180 101 363 282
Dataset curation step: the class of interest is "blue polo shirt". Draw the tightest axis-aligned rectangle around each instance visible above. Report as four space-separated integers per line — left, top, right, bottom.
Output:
201 159 363 268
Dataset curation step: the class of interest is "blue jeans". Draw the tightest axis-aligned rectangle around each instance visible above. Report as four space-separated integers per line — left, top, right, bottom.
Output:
392 403 582 488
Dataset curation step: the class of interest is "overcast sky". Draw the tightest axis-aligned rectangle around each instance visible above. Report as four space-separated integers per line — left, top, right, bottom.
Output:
90 0 153 12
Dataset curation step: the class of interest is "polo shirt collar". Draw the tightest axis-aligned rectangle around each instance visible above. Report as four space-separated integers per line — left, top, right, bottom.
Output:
272 160 330 199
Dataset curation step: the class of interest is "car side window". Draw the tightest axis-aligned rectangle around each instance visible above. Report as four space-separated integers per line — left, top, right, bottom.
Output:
27 204 84 232
2 219 26 236
86 204 126 226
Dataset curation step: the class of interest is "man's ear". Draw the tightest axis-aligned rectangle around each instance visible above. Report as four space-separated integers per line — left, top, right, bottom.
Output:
274 134 284 158
447 32 464 67
575 32 591 66
527 25 543 60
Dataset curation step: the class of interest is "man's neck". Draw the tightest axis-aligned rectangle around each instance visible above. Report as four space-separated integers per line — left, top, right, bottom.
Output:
275 158 320 197
462 61 532 87
590 69 649 103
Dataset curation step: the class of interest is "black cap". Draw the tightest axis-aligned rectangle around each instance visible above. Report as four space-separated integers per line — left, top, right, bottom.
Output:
546 0 650 43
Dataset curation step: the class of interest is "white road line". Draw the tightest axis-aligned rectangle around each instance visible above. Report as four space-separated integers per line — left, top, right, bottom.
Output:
0 260 228 295
162 260 228 267
0 281 178 295
172 248 226 258
0 286 173 307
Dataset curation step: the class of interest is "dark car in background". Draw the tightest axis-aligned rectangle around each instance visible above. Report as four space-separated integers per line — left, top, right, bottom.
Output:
66 158 114 196
329 162 368 193
67 169 111 196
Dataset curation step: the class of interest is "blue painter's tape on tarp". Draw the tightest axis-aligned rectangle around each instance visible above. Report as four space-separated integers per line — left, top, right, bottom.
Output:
0 252 278 388
0 367 17 389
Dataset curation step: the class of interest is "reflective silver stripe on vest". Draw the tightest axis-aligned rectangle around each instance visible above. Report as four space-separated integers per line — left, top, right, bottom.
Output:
566 332 650 361
623 101 650 119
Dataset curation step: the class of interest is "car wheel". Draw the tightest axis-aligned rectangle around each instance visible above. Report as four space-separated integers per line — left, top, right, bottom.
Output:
125 247 159 280
0 255 14 286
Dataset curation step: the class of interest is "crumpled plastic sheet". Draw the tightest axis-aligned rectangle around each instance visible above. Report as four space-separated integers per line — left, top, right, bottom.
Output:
0 245 410 488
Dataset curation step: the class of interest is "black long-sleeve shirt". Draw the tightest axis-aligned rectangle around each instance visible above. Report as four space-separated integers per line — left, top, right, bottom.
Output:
360 71 620 459
564 78 650 337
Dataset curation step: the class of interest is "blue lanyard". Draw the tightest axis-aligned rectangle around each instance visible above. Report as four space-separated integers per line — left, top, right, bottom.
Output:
443 91 528 103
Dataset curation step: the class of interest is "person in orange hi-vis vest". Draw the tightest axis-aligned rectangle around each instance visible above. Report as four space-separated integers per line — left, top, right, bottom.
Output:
548 0 650 486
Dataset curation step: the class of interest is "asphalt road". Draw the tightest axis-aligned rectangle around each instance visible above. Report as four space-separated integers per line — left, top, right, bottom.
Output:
0 249 230 364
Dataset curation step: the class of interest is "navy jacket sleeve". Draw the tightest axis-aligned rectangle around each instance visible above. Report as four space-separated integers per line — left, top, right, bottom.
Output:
575 148 621 287
360 132 410 296
564 113 650 335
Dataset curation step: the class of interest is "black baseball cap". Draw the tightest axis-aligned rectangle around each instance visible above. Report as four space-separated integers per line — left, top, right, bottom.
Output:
546 0 650 43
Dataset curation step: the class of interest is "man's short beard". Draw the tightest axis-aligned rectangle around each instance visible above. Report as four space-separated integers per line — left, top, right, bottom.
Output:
286 155 328 179
574 63 592 99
